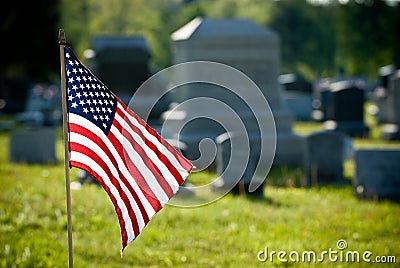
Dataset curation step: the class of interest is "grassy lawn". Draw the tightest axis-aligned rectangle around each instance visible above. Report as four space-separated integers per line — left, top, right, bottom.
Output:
0 119 399 267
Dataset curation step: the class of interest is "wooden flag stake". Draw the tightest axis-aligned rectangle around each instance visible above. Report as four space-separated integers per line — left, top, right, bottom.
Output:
59 28 74 268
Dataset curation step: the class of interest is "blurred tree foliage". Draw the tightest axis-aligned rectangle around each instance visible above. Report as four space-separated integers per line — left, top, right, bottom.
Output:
334 0 400 78
0 0 60 82
269 0 336 80
59 0 400 80
1 0 399 82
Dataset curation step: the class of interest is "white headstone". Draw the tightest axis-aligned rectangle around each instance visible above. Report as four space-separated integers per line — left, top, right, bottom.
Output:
164 17 305 167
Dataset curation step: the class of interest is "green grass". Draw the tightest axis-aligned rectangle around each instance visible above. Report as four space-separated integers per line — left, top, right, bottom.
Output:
0 125 400 267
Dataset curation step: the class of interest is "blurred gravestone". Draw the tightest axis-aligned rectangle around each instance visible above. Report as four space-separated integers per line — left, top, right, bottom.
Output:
304 131 346 186
9 127 57 164
354 149 400 202
86 35 170 125
376 65 396 124
381 70 400 140
86 36 151 102
324 80 369 137
311 79 331 122
164 17 304 164
279 73 313 121
215 132 264 196
162 17 304 194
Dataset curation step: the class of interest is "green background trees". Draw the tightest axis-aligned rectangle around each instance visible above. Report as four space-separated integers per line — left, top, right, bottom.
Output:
1 0 399 83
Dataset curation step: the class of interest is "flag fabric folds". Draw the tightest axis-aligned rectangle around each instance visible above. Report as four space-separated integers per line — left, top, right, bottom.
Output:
64 46 193 252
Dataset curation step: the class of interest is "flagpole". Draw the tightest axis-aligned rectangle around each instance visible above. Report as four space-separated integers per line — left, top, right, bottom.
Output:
59 28 74 268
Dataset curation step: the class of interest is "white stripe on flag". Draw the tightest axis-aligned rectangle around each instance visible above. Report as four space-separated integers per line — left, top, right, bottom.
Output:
119 106 190 180
109 123 170 204
69 131 151 231
70 151 136 244
114 112 180 191
69 114 157 218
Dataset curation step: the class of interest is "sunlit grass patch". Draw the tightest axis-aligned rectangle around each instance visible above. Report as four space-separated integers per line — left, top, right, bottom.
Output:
0 124 399 267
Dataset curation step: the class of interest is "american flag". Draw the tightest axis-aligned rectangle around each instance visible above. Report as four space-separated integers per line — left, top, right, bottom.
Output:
64 46 193 252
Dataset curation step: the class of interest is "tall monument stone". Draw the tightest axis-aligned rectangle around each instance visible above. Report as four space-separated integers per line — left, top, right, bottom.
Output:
162 17 304 189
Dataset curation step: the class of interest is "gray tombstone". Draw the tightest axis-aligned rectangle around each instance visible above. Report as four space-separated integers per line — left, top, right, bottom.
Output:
163 17 304 168
381 70 400 140
86 35 171 126
304 131 346 186
215 132 265 196
311 80 332 122
283 91 313 121
324 80 369 137
9 127 57 164
86 36 151 104
376 65 396 124
280 73 313 121
354 149 400 202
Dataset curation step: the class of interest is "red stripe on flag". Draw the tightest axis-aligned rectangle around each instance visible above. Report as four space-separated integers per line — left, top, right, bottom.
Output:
119 102 193 172
144 136 184 186
70 142 140 234
69 142 140 248
69 122 161 213
112 112 174 198
70 160 129 249
107 126 165 209
65 46 193 253
116 105 186 186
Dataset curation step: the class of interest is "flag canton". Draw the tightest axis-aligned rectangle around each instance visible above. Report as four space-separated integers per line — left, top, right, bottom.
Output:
65 47 117 135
